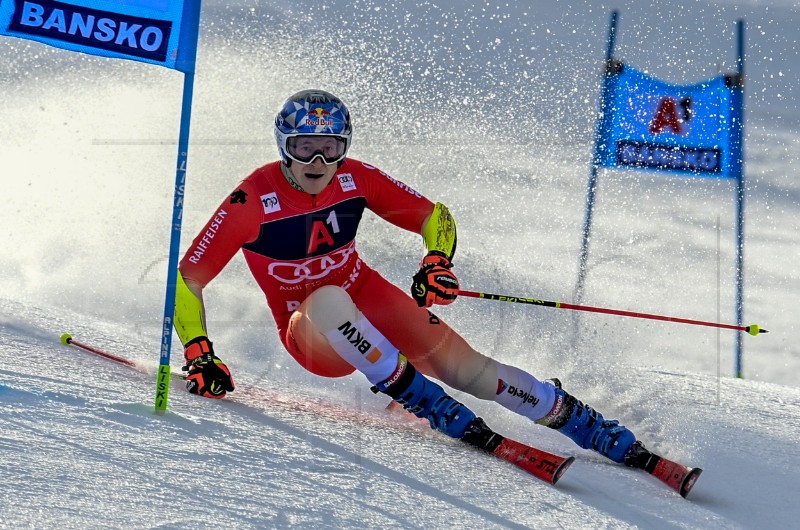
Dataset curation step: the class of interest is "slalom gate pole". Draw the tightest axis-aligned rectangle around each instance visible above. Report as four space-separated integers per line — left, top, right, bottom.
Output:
154 0 203 414
459 290 768 336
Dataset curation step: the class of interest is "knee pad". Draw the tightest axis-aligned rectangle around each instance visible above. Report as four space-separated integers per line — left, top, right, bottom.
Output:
303 286 401 385
303 285 360 331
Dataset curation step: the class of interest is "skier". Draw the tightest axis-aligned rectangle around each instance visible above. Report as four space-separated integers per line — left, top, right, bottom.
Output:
173 89 642 465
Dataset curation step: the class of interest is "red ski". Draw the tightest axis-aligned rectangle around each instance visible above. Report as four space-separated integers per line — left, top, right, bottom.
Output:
650 455 703 498
387 401 573 485
490 435 574 485
459 417 574 484
625 441 702 498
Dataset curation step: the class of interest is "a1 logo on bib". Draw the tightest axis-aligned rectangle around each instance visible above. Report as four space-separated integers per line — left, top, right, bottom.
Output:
338 173 356 192
261 192 281 214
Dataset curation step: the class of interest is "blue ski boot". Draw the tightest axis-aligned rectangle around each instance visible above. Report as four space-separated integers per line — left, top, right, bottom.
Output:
374 355 476 439
540 384 636 463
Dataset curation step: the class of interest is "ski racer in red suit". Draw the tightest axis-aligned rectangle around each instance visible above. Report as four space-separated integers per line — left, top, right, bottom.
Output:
173 89 651 465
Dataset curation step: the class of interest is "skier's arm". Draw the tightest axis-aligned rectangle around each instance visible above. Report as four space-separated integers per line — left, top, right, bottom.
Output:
411 201 460 307
362 165 436 234
173 183 259 399
359 166 456 258
420 201 457 260
174 271 207 345
362 167 460 307
175 273 235 399
174 181 260 346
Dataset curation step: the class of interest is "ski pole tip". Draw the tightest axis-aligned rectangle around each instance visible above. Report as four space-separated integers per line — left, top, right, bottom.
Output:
746 325 768 336
60 333 73 345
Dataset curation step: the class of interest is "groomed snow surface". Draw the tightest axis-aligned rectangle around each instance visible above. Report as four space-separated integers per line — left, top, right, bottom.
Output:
2 0 799 528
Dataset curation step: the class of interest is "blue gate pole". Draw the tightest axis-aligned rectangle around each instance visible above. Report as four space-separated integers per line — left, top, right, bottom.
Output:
575 10 619 304
155 0 202 413
732 19 746 378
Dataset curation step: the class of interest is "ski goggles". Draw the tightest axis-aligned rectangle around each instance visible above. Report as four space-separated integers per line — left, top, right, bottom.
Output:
285 134 348 165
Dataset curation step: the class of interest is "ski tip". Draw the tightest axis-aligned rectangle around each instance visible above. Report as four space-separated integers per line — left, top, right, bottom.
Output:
60 333 73 346
552 455 575 485
680 467 703 498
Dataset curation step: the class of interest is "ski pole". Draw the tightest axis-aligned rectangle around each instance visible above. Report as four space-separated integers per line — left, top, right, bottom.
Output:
60 333 188 379
60 333 139 367
459 290 768 336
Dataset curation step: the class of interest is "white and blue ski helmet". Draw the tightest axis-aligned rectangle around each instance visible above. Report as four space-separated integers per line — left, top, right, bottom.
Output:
274 89 353 166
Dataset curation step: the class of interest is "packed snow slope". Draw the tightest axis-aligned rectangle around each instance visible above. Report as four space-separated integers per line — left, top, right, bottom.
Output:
2 300 800 529
1 0 799 528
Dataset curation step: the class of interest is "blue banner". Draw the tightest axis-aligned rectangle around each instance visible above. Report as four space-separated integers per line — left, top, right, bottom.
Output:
597 64 738 178
0 0 199 72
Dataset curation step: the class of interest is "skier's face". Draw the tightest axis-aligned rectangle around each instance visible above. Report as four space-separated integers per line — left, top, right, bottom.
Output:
289 156 338 194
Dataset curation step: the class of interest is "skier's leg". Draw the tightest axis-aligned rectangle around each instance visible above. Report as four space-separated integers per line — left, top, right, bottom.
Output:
537 382 637 463
350 271 637 463
350 271 558 419
288 284 401 384
449 353 637 463
287 285 476 438
432 348 637 463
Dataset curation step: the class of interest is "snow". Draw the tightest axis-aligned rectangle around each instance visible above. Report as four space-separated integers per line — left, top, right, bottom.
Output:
1 0 799 528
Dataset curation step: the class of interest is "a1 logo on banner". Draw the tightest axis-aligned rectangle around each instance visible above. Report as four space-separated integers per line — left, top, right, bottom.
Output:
649 96 693 135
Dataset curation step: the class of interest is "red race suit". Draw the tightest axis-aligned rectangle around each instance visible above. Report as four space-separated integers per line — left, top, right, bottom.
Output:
180 159 469 377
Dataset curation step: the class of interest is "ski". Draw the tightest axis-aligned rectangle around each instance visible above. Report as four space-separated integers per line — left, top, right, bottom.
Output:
483 430 575 485
625 441 703 498
544 378 702 498
387 401 573 485
651 455 703 498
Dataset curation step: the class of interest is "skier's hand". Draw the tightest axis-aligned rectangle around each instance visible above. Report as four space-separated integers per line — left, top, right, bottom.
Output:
411 252 459 308
182 337 235 399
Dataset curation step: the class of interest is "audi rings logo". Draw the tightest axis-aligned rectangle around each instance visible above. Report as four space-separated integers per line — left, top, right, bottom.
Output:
268 242 355 284
338 173 356 192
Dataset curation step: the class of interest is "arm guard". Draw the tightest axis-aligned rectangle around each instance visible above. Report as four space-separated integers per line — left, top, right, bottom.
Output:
421 202 457 260
174 270 208 346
